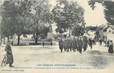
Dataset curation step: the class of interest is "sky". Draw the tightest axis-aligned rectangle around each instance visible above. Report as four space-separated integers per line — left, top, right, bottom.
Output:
0 0 112 26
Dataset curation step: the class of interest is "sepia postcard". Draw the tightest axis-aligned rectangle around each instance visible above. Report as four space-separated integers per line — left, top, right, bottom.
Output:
0 0 114 73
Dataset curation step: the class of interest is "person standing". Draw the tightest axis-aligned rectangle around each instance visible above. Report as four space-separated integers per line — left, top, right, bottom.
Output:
58 37 64 53
99 38 103 45
83 36 88 52
108 40 113 53
5 42 14 67
88 38 93 49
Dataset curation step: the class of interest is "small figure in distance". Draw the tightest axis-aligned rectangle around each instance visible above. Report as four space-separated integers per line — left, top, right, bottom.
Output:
107 40 113 53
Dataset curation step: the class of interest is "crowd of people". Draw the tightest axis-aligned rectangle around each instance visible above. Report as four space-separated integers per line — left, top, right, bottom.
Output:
59 35 89 53
58 34 114 54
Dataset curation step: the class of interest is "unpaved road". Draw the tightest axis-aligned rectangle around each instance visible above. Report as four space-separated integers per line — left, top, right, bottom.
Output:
0 44 114 73
0 32 114 73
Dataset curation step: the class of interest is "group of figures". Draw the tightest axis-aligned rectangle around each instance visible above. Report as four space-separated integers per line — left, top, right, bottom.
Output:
58 34 114 54
59 36 91 53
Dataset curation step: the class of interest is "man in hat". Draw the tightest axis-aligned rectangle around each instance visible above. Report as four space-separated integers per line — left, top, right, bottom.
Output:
5 42 14 67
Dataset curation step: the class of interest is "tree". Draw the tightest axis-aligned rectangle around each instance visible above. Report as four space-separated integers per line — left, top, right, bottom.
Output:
52 0 85 36
14 0 33 45
72 25 85 36
0 0 18 42
104 1 114 25
88 0 114 25
30 0 53 44
0 0 33 45
0 0 52 45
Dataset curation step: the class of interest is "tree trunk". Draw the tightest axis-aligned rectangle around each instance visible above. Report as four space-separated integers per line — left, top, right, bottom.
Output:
0 37 2 45
35 33 38 44
17 35 20 46
3 38 5 44
35 37 38 44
